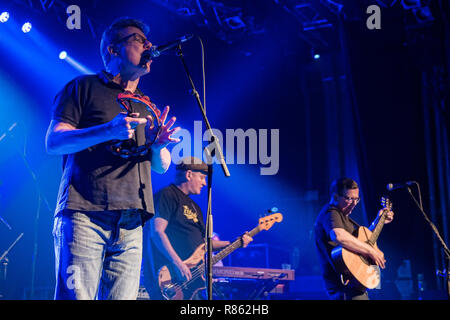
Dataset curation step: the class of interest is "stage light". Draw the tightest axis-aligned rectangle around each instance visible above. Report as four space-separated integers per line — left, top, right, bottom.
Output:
310 47 321 60
22 22 32 33
60 53 94 74
59 51 67 60
0 12 9 23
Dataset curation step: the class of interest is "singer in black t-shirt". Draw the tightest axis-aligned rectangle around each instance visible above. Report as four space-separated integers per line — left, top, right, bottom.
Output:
46 17 181 300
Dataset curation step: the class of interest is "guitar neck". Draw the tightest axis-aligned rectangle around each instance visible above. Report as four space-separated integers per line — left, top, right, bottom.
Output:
370 210 387 244
212 225 260 265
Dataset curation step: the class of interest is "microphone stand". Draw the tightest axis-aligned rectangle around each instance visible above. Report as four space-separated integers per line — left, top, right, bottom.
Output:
0 125 15 233
0 214 12 231
0 233 24 298
405 183 450 299
175 43 230 300
8 127 53 299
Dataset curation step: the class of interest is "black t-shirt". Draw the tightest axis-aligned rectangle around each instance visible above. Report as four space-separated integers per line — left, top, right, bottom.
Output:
141 184 206 297
51 71 155 222
314 204 359 290
153 184 206 261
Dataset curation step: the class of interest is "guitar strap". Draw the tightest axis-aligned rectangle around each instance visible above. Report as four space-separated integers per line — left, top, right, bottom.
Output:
348 216 361 228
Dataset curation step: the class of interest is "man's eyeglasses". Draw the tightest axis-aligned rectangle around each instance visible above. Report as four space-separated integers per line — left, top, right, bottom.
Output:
114 33 149 45
342 196 360 203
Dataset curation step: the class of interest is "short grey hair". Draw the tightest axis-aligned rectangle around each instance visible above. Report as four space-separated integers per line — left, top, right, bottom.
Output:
100 17 150 68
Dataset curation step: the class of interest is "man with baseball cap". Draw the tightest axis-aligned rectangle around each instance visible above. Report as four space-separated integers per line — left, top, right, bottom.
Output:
142 156 252 299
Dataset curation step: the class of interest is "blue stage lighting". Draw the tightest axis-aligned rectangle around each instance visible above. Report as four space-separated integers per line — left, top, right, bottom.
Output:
22 22 32 33
0 12 9 23
311 47 320 60
59 51 67 60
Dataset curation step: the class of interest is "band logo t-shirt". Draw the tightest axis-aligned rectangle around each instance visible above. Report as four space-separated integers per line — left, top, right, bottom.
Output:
154 184 206 261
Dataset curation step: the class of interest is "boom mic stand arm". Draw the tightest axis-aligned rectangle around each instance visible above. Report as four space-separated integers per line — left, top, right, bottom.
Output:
406 185 450 299
175 43 230 300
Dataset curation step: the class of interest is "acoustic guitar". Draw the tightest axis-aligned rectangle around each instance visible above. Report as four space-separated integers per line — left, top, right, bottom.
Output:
157 213 283 300
331 197 392 289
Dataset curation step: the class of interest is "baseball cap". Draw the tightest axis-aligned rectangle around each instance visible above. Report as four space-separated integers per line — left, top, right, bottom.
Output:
175 156 208 173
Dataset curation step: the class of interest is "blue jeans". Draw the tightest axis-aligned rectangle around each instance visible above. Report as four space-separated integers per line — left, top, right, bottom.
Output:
53 209 143 300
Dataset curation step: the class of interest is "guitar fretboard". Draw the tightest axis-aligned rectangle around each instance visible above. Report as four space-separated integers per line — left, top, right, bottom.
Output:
212 225 261 265
369 200 391 244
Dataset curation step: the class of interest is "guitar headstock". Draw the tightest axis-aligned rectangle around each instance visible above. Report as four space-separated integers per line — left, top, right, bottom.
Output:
381 196 393 211
258 213 283 231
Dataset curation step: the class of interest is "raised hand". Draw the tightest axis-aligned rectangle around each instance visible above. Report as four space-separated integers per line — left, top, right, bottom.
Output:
146 105 181 149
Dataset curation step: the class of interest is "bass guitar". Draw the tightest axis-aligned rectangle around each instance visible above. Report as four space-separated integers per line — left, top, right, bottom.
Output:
158 213 283 300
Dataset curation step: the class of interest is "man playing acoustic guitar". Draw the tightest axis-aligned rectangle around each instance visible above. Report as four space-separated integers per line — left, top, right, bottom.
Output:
314 177 394 300
142 156 253 299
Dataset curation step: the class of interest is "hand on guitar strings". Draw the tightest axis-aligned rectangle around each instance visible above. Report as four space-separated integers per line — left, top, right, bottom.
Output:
241 233 253 248
368 246 386 269
174 259 192 281
381 208 394 224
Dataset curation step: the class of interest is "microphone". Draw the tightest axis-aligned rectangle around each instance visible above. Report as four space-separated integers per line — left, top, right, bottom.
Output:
141 34 195 63
386 181 415 191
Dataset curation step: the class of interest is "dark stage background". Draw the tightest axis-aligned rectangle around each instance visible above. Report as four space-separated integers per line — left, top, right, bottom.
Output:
0 0 448 300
